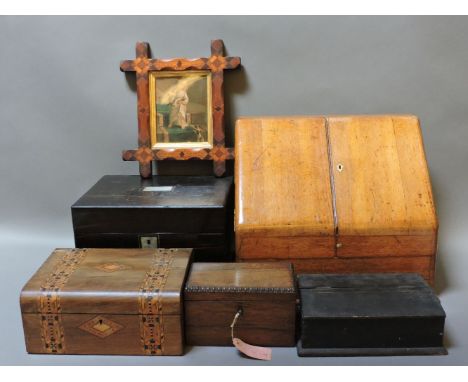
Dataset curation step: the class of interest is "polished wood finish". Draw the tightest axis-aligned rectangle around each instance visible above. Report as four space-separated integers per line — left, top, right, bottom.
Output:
328 116 437 258
184 262 296 346
235 117 335 258
235 115 438 284
120 40 240 177
71 175 234 262
21 248 192 355
22 313 184 356
288 256 434 281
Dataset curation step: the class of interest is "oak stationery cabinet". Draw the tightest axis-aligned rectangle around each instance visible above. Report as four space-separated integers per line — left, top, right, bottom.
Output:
235 116 438 284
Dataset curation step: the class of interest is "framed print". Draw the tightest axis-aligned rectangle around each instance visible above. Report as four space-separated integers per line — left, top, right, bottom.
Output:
121 39 241 178
149 71 213 149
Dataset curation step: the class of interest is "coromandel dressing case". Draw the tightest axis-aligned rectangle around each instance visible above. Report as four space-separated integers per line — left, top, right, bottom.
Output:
20 248 192 355
72 175 233 262
235 115 438 284
184 262 297 347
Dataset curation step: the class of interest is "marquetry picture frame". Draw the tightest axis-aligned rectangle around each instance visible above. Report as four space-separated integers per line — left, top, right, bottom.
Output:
120 39 241 178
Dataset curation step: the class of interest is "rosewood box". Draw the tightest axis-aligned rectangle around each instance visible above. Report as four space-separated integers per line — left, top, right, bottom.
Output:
297 273 446 357
20 248 192 355
72 175 233 262
235 116 438 284
184 262 297 347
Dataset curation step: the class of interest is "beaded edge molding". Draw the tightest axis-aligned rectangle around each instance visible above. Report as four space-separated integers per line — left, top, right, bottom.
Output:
184 285 296 293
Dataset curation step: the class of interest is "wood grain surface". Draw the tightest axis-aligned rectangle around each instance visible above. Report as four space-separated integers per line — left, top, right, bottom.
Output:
184 262 296 346
235 115 438 284
241 256 434 282
20 248 192 355
235 117 335 258
22 313 184 356
328 115 437 259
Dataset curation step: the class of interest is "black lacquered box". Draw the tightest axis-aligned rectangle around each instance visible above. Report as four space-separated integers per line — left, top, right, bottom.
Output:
72 175 233 262
297 273 447 357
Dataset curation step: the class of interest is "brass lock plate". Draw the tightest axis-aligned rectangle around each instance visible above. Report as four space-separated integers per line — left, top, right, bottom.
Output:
139 236 159 248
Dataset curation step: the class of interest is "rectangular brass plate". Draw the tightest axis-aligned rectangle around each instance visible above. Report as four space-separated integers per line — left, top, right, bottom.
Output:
143 186 174 192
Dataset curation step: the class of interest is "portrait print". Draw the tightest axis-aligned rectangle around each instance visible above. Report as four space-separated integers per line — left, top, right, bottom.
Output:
150 71 213 148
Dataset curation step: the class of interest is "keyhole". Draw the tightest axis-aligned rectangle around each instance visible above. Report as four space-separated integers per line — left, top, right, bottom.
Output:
99 319 103 325
337 164 344 172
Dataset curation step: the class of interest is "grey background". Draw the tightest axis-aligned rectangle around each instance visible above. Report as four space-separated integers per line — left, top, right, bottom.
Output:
1 16 467 365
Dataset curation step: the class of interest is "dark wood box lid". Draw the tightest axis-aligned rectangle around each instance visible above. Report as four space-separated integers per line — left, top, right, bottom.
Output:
298 273 446 319
71 175 232 209
184 262 296 301
21 248 192 315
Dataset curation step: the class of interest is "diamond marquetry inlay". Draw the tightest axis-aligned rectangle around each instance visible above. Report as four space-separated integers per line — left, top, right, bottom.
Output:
79 316 124 338
94 262 131 273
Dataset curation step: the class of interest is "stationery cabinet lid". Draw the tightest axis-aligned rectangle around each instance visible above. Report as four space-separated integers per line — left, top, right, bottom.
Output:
298 273 445 319
235 115 437 238
184 262 296 301
327 115 437 236
235 116 335 237
21 248 192 315
72 175 233 209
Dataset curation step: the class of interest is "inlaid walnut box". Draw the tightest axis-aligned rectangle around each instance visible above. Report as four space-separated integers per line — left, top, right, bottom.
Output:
184 262 297 347
235 116 438 284
297 273 446 356
72 175 233 262
20 248 192 355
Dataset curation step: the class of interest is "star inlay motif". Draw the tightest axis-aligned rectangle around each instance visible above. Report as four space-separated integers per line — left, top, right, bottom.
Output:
135 147 154 164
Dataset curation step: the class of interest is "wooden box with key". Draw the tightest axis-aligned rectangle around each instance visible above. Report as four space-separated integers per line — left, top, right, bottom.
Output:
183 262 297 347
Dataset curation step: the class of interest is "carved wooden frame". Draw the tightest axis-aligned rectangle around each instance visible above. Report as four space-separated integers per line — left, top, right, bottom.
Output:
120 39 241 178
